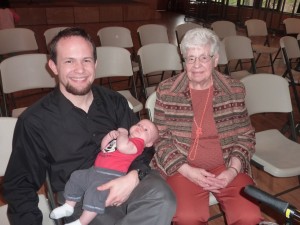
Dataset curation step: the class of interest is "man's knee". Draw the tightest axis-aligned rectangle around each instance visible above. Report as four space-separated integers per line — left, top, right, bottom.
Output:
145 171 175 195
134 170 176 207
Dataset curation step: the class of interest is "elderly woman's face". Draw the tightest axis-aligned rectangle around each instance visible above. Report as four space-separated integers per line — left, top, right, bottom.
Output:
185 45 219 87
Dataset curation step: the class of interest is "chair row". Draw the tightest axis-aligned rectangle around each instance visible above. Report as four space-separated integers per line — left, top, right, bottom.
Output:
0 33 257 117
0 19 284 80
0 24 172 61
1 17 299 60
2 33 300 117
1 23 300 117
0 43 183 117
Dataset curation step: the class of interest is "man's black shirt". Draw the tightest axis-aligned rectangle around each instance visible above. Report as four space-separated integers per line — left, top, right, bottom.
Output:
3 85 153 225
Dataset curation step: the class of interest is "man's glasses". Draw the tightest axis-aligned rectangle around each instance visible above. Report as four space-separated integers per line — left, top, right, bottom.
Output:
184 55 214 64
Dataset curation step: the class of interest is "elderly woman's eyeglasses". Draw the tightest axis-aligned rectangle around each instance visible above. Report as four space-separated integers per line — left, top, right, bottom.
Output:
184 55 214 64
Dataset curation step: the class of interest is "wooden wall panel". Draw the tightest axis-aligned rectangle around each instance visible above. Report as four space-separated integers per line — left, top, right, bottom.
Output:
46 7 75 24
74 7 99 23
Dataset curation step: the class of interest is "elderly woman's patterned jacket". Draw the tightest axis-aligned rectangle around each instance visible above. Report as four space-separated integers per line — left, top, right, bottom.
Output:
151 70 255 178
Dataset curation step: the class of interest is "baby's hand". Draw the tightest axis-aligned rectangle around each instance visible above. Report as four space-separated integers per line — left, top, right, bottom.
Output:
109 130 119 139
117 128 129 135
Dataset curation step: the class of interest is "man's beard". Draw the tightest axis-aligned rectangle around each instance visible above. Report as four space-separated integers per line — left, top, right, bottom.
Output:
65 82 92 96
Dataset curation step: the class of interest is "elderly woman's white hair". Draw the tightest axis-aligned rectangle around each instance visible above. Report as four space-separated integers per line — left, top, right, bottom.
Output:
180 27 220 58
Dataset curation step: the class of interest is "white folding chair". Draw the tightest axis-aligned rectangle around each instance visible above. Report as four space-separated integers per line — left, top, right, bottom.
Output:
245 19 278 74
0 53 57 117
223 35 256 80
145 91 157 121
0 117 55 225
217 41 229 75
44 27 69 50
95 46 143 115
211 20 237 40
137 24 169 46
280 36 300 83
97 26 135 49
241 73 300 196
97 26 139 73
175 22 203 47
279 35 300 113
0 28 38 57
137 43 183 98
175 22 203 63
283 18 300 36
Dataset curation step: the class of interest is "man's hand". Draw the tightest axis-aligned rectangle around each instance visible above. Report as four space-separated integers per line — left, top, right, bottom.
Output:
97 170 139 207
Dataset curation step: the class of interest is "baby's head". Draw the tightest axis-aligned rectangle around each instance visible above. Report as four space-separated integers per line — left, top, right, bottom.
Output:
129 119 159 147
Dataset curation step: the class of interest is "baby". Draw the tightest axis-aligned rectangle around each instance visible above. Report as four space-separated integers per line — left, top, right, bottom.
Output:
50 119 159 225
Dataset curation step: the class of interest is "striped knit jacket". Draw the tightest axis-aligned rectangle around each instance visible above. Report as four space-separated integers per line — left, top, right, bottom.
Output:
151 70 255 178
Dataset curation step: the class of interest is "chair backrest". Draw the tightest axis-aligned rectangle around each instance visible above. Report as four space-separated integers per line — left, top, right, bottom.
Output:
44 27 69 48
241 74 292 116
211 20 236 40
137 43 183 74
0 53 57 94
217 41 229 74
145 92 157 121
280 36 300 60
0 117 17 176
95 46 142 113
0 117 56 225
97 26 134 49
137 24 169 46
0 28 38 55
175 22 202 46
223 35 254 61
95 46 134 79
283 18 300 35
245 19 268 37
217 41 228 66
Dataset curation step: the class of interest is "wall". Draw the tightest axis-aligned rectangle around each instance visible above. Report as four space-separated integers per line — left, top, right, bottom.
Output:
11 0 161 26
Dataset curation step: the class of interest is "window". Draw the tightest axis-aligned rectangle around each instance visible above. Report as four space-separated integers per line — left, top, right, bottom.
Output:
228 0 299 13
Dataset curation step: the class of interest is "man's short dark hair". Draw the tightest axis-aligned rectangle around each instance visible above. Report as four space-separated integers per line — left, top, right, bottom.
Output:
48 27 97 64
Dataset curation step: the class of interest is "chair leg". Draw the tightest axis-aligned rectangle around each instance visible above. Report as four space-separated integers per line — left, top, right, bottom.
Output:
272 48 281 64
269 54 275 74
287 72 300 113
46 172 63 225
255 53 262 64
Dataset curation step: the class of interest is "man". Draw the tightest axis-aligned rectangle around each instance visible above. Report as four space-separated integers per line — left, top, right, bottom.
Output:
3 27 176 225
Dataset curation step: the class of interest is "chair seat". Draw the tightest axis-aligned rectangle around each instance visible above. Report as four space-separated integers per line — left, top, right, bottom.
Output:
209 192 218 206
252 45 278 54
12 107 27 118
254 129 300 177
284 69 300 84
117 90 143 113
145 86 157 98
230 70 252 80
0 194 55 225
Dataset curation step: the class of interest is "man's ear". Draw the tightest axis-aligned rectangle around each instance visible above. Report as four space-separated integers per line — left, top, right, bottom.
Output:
48 59 58 75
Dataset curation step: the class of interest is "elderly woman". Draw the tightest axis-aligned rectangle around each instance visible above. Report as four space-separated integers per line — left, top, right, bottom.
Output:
151 28 263 225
